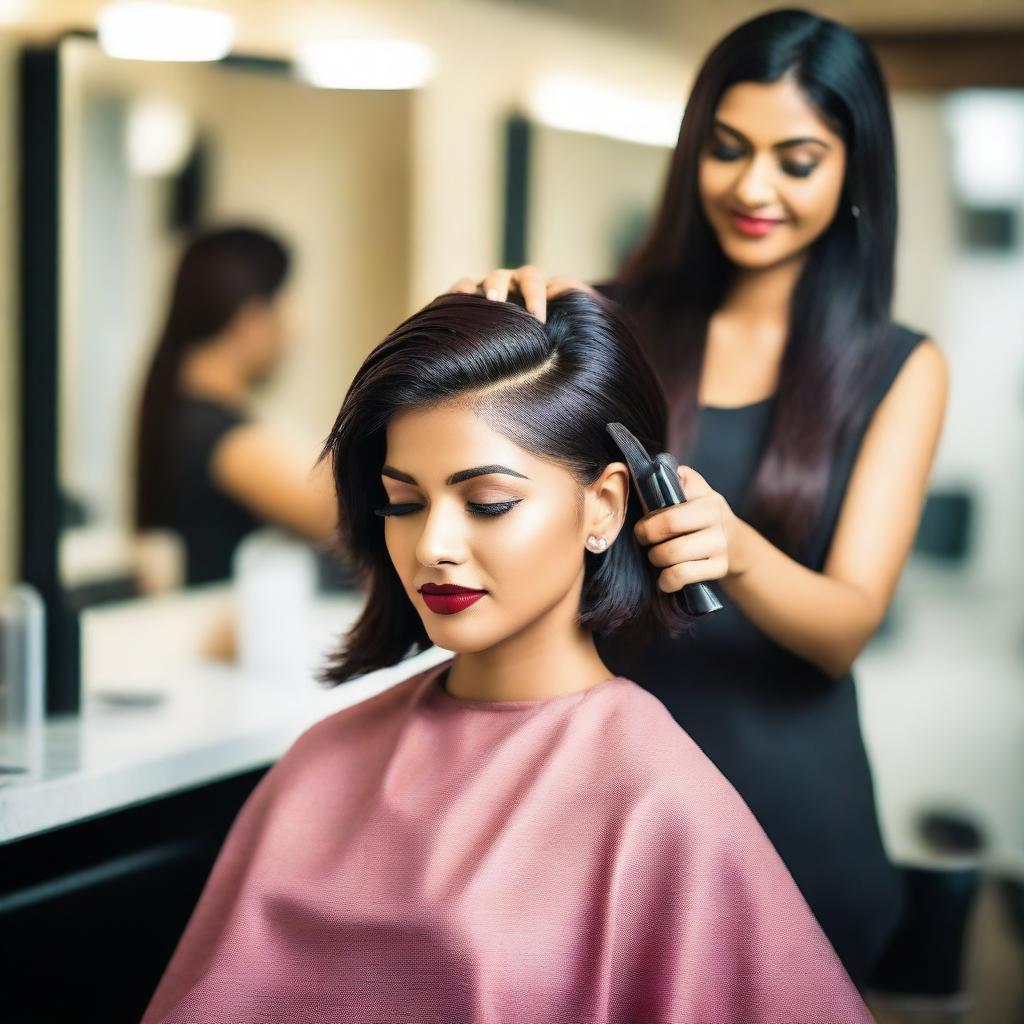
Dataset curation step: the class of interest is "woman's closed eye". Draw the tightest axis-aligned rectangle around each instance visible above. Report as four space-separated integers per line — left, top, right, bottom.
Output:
709 142 745 162
467 498 522 517
374 502 422 517
374 498 523 518
708 142 818 178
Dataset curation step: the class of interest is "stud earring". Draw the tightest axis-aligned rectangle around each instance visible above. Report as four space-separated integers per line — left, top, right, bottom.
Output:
586 535 608 553
851 203 861 218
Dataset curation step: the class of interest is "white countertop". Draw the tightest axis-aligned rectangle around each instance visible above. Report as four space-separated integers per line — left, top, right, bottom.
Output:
0 591 450 844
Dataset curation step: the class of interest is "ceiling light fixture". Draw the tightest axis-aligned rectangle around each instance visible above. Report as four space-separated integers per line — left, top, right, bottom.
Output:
296 38 437 90
529 73 682 148
98 2 235 62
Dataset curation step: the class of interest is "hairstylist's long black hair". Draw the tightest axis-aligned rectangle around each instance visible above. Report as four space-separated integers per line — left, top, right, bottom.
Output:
134 225 290 532
318 290 692 685
618 7 898 559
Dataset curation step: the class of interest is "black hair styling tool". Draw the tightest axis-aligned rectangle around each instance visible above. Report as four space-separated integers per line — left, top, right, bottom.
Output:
606 422 723 617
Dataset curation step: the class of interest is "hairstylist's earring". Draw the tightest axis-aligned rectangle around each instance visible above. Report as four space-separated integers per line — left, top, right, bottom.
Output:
851 203 861 218
586 535 608 553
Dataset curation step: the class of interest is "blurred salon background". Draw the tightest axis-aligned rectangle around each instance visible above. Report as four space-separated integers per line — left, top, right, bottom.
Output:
0 1 1021 1021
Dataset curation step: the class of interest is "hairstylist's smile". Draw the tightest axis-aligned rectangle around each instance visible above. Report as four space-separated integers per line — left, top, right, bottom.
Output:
729 208 785 237
418 583 488 615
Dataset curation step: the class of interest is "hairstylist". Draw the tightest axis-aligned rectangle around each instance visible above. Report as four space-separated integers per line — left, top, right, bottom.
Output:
450 8 948 987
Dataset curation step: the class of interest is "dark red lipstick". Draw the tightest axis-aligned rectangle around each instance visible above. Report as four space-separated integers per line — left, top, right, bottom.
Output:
418 583 487 615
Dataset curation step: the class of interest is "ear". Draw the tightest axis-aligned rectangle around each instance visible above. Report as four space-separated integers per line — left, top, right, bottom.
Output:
583 461 629 546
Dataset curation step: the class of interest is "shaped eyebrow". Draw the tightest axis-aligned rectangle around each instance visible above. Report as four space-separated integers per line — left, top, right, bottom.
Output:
713 118 832 151
381 464 530 486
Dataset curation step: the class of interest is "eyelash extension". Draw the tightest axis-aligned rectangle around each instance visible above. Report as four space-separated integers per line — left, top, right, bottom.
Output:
709 144 817 178
373 499 523 518
374 503 422 517
467 499 522 518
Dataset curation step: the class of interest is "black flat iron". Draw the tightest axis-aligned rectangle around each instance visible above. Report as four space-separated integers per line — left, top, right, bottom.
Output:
607 422 723 617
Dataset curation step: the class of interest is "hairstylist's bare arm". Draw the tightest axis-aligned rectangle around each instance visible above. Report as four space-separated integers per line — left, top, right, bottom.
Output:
448 266 598 323
210 423 338 543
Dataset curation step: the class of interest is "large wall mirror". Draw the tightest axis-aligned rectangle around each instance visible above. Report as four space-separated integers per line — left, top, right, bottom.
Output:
20 36 415 711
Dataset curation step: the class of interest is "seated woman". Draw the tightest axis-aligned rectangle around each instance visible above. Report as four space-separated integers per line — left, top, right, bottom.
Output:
141 291 871 1023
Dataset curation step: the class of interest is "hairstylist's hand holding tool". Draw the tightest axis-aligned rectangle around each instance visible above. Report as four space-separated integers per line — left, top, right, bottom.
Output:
634 464 751 593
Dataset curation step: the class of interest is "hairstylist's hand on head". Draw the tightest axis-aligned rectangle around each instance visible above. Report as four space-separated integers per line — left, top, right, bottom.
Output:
634 465 753 592
447 266 598 323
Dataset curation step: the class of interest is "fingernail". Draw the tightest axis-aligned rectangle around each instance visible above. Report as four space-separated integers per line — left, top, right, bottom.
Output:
486 289 499 300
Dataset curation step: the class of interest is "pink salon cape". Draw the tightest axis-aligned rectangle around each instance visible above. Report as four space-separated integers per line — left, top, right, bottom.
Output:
142 661 874 1024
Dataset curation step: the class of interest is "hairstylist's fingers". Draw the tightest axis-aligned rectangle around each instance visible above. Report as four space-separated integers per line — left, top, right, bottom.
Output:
634 502 706 547
646 529 720 569
658 555 728 592
677 464 713 499
482 268 514 302
511 265 548 322
447 276 481 295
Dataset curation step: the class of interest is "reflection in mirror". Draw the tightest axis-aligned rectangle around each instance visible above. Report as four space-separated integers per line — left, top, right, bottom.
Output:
54 37 413 686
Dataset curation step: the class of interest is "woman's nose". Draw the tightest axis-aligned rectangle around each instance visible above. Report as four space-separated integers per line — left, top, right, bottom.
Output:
414 505 467 568
732 154 777 208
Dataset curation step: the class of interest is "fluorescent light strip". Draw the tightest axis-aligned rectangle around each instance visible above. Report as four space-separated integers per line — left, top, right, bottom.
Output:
296 38 437 90
98 2 235 62
529 74 682 148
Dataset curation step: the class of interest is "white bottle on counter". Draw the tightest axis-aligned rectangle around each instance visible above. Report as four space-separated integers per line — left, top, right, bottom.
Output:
233 529 317 684
0 583 46 774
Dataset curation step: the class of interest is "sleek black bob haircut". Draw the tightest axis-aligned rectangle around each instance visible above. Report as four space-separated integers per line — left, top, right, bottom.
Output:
317 289 693 685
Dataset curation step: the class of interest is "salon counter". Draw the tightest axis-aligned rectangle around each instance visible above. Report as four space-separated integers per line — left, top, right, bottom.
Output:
0 592 450 845
3 573 1021 870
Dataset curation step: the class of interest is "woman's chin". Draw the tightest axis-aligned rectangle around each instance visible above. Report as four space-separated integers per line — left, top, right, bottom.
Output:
421 618 501 655
719 237 790 267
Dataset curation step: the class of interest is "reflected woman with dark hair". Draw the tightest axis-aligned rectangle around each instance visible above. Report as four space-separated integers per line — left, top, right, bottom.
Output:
453 7 949 986
141 291 872 1024
134 224 336 587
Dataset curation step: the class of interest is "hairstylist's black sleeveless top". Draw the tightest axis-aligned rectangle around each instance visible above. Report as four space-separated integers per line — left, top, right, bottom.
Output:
597 304 927 987
167 397 262 586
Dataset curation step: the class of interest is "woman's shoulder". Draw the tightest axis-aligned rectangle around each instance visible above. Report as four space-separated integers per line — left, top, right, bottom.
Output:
851 319 944 427
877 320 948 413
884 319 944 371
580 676 759 821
